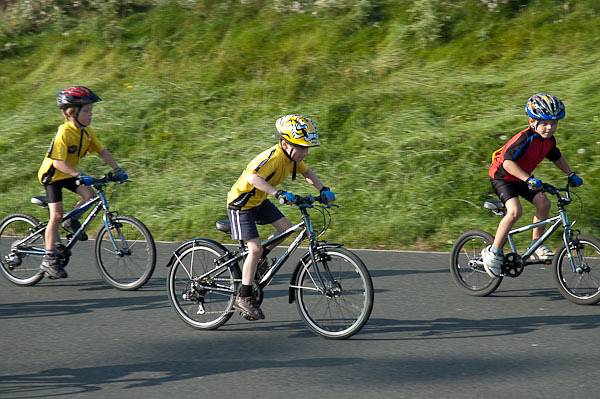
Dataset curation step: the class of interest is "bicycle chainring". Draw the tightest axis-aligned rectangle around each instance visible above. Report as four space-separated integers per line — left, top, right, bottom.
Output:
502 252 524 278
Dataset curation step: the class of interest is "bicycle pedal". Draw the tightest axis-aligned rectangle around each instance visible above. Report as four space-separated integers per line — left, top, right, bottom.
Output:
240 311 258 321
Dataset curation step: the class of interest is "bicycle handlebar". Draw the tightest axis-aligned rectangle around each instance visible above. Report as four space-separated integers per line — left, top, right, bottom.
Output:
281 194 335 208
541 181 572 196
90 172 128 187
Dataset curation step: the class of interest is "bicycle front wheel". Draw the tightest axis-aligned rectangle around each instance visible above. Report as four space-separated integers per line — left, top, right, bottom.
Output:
294 247 373 339
553 234 600 305
450 230 502 296
0 214 45 286
95 216 156 290
167 240 240 330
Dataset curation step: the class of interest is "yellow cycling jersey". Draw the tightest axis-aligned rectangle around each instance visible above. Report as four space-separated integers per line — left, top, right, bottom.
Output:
227 144 308 210
38 120 105 184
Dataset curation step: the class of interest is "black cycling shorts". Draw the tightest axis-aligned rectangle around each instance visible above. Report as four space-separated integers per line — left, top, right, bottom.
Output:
491 179 538 204
44 177 79 203
227 200 284 241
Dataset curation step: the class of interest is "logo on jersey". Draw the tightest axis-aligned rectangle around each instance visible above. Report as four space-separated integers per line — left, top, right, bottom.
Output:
68 145 78 154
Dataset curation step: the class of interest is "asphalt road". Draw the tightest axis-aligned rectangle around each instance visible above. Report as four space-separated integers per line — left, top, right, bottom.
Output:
1 241 599 398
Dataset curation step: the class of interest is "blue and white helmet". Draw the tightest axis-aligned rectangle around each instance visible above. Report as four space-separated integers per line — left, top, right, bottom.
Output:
525 93 565 120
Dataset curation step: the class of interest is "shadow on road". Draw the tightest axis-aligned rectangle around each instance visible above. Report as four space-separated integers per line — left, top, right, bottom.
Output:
0 293 168 319
0 356 364 398
356 313 600 340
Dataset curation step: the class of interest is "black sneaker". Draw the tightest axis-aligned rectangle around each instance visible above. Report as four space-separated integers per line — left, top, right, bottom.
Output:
62 219 88 241
233 295 262 321
40 255 67 279
252 297 265 320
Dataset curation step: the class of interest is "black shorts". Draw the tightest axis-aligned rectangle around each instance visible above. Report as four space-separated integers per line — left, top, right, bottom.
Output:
491 179 538 204
227 200 284 241
44 177 79 203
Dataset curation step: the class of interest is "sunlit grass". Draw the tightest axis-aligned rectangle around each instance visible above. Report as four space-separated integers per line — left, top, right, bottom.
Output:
1 0 599 250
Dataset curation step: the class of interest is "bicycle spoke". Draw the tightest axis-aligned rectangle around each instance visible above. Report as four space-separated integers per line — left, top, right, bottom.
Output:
95 216 156 290
167 242 239 330
294 248 373 339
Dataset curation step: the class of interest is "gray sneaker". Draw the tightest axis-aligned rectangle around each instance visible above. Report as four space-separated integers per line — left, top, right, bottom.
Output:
481 245 503 278
40 255 67 279
233 295 262 321
531 244 554 260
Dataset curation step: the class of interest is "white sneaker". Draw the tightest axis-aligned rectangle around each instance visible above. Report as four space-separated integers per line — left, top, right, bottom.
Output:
481 245 503 278
531 244 554 260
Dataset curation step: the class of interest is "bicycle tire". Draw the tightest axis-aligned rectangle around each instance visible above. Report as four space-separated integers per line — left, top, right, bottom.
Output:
553 234 600 305
294 247 373 339
95 215 156 290
167 240 241 330
450 230 503 296
0 214 45 286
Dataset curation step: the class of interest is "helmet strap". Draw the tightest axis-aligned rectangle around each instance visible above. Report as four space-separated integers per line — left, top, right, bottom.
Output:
74 107 89 128
280 140 298 180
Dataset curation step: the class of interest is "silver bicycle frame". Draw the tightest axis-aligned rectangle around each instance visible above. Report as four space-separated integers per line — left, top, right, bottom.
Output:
506 208 575 265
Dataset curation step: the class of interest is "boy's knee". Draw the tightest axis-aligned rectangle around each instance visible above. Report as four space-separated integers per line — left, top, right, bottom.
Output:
506 209 522 221
49 213 63 224
537 198 551 212
246 240 263 256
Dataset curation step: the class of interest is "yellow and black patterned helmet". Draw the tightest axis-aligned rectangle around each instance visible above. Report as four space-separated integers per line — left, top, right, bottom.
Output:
275 114 320 147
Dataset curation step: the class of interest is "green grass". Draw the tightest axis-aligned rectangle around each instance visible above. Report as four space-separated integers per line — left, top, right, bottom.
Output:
1 0 599 250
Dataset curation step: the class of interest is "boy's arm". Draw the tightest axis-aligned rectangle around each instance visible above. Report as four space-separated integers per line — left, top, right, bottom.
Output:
52 160 80 178
246 173 279 196
502 160 532 181
300 168 326 191
98 149 120 171
553 155 574 176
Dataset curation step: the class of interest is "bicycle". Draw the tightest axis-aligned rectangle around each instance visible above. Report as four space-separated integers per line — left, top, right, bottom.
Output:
450 179 600 305
0 173 156 290
166 194 374 339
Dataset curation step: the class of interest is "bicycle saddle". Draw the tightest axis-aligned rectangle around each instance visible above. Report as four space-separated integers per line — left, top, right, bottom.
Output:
483 200 506 214
215 220 231 233
31 196 49 208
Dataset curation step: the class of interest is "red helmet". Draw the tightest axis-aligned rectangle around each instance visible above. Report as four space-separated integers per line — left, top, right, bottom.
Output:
56 86 101 109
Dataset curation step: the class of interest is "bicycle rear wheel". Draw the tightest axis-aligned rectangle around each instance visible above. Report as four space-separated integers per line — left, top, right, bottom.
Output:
450 230 502 296
95 216 156 290
167 240 241 330
294 247 373 339
553 234 600 305
0 214 45 286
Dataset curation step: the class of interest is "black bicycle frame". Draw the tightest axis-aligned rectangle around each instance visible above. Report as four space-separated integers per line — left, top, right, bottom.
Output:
12 189 113 256
183 203 333 293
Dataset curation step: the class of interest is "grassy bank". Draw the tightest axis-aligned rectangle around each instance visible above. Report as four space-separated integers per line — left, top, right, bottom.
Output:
1 0 599 250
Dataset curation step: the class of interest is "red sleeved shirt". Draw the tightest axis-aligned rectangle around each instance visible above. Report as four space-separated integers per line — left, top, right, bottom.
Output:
489 127 561 182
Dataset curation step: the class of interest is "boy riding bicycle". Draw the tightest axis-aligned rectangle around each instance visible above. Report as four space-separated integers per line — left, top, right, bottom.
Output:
37 86 128 279
482 93 583 277
227 114 335 320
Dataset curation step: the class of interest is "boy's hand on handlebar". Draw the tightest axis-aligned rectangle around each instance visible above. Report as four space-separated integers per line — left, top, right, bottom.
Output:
320 187 336 203
275 190 296 205
77 173 94 186
114 168 129 183
526 176 543 191
568 173 583 187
